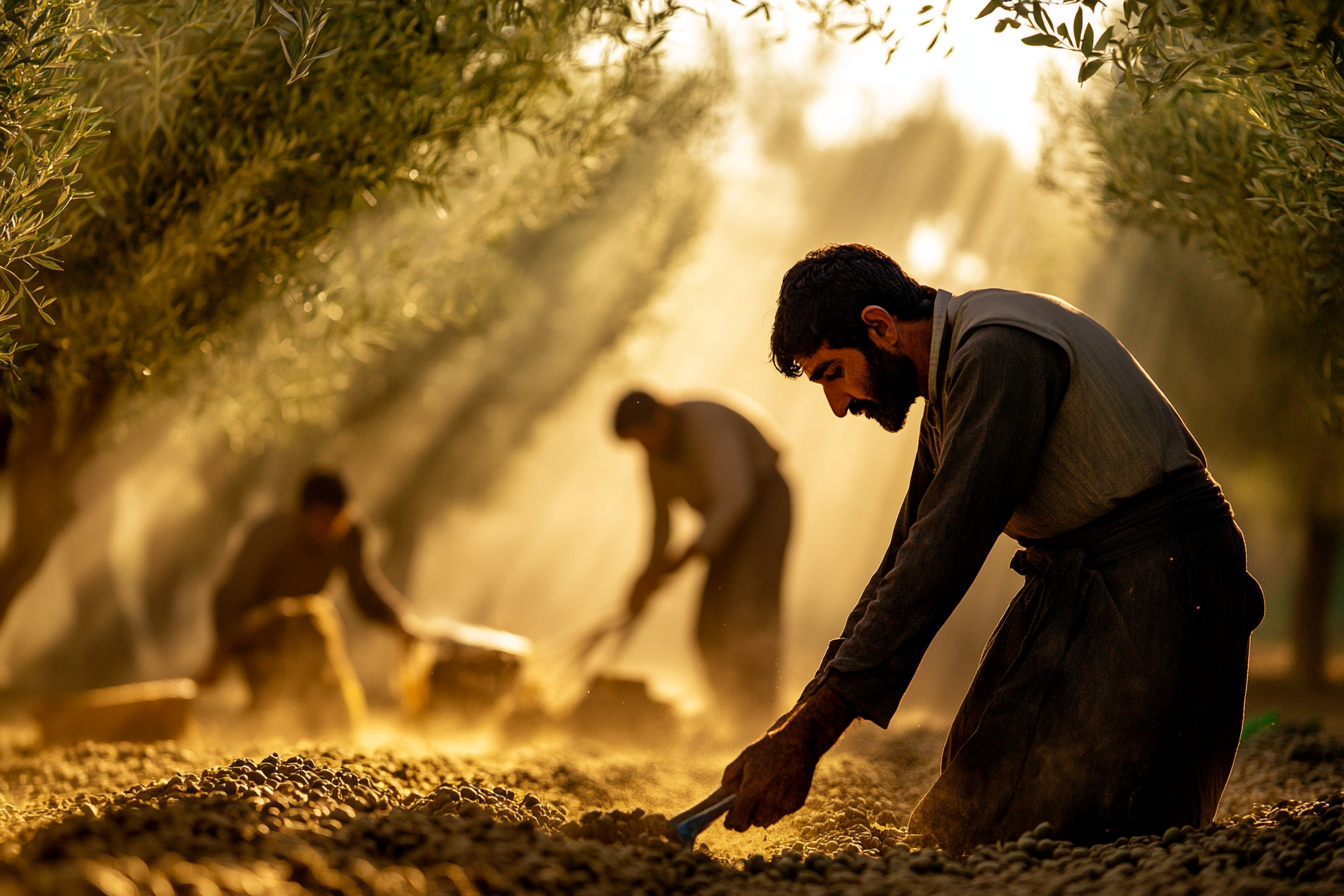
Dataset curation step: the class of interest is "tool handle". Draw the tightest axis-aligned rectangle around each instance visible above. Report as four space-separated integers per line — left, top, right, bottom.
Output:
669 786 736 846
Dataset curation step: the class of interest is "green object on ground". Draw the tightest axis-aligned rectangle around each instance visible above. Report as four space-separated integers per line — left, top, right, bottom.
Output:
1242 710 1280 741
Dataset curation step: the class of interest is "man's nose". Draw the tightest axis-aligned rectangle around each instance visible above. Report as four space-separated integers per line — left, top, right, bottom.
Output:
823 384 850 418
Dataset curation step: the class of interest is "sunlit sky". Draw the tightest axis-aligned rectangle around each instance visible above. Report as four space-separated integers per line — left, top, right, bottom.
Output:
663 1 1060 163
400 4 1072 719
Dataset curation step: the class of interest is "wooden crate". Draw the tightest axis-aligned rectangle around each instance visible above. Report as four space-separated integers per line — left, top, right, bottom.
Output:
567 676 675 745
33 679 197 744
398 619 531 719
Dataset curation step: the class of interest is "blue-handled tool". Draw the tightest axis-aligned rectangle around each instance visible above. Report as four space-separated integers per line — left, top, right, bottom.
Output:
668 786 736 847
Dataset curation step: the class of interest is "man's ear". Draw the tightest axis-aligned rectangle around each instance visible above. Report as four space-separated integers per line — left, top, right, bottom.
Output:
860 305 900 351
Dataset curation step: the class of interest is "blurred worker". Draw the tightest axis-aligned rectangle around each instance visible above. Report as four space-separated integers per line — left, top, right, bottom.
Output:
202 470 414 736
719 244 1264 852
615 390 791 734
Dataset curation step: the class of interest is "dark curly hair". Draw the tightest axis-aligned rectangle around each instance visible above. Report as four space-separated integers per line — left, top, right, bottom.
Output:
300 469 348 510
613 390 662 436
771 244 936 377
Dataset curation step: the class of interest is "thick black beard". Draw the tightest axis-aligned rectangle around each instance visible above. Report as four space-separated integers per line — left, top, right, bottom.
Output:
849 346 921 433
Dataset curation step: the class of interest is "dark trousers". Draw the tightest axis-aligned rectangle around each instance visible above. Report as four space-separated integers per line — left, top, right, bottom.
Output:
911 474 1264 853
696 469 791 733
233 596 367 737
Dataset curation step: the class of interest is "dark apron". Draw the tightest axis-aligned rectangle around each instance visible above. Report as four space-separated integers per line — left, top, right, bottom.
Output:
910 466 1264 852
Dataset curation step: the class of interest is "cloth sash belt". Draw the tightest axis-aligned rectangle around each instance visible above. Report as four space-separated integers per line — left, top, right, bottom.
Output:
985 468 1237 800
996 467 1243 722
1010 465 1232 579
912 466 1254 851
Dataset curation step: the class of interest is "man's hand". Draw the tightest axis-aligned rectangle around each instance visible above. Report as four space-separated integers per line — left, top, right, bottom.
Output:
626 565 667 618
721 683 856 831
721 727 819 830
627 547 703 618
194 648 228 688
667 545 701 573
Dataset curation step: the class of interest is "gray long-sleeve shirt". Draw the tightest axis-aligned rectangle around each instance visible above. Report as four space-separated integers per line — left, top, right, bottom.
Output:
213 512 406 646
647 401 780 561
808 325 1072 725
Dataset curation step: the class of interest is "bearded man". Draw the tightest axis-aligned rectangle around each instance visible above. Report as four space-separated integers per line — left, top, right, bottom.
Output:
719 244 1264 852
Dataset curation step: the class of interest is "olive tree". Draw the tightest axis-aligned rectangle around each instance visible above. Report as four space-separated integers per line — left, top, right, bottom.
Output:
0 0 108 378
0 0 682 623
982 0 1344 415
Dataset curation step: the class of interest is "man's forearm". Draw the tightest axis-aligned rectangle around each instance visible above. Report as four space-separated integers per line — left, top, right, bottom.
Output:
795 424 935 711
824 664 921 727
778 682 857 751
720 682 857 831
816 328 1069 726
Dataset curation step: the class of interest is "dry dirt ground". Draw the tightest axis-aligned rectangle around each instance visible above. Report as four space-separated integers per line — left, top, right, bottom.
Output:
0 720 1340 895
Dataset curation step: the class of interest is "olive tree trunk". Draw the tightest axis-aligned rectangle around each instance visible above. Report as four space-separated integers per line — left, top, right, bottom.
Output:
0 388 111 624
1292 514 1342 686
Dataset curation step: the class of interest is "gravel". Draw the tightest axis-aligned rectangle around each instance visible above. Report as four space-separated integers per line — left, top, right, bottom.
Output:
0 724 1339 895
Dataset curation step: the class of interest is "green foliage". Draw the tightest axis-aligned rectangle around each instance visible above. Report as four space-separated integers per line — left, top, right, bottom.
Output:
1078 81 1344 426
10 0 679 414
166 70 716 453
975 0 1344 261
0 0 108 379
978 1 1344 425
256 0 341 84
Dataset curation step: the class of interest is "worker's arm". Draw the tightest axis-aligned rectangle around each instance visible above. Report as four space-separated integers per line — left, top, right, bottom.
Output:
628 471 674 617
685 408 758 559
211 517 284 650
720 327 1069 830
202 515 285 681
647 470 673 568
341 524 412 634
819 326 1070 725
792 418 938 706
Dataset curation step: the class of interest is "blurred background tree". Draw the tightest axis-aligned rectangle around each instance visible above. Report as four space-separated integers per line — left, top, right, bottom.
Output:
980 0 1344 423
0 0 691 625
0 0 108 378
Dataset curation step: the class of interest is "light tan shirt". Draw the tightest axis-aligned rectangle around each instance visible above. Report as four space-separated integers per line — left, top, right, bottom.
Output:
647 401 780 559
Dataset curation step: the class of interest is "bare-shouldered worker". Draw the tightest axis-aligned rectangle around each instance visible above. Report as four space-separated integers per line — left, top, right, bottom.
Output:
204 470 413 735
614 391 791 733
